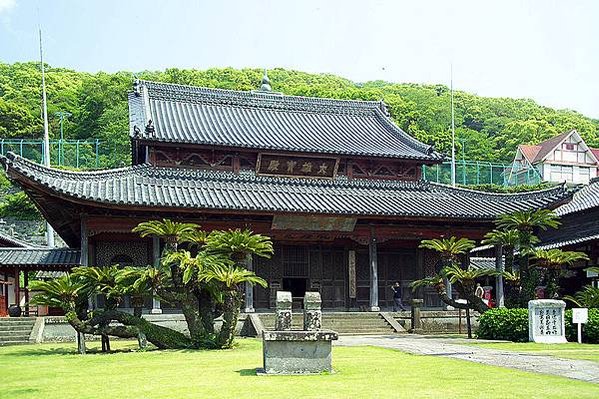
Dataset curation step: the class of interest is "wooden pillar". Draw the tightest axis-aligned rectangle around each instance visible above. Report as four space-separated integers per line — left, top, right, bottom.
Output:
244 254 255 313
150 236 162 314
23 271 29 316
78 219 88 354
369 237 380 312
495 245 505 308
14 267 20 307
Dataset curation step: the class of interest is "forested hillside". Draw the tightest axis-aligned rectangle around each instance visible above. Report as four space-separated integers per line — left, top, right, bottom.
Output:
1 61 598 167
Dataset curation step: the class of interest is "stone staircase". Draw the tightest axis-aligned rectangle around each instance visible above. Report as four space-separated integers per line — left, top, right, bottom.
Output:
257 312 399 335
0 317 36 346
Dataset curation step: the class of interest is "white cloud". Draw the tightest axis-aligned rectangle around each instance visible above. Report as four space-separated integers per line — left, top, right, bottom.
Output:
0 0 15 14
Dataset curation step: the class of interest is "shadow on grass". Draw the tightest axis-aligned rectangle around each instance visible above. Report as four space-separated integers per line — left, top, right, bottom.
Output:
236 368 258 376
10 346 143 357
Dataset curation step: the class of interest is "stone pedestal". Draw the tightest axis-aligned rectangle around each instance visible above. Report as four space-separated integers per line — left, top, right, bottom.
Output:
303 292 322 330
262 330 339 374
410 299 423 333
528 299 567 343
275 291 292 331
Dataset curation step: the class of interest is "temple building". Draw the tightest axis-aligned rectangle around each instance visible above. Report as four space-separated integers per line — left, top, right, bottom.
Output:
0 75 572 313
538 177 599 293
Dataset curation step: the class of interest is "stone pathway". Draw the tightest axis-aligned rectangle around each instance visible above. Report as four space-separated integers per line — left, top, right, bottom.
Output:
336 335 599 384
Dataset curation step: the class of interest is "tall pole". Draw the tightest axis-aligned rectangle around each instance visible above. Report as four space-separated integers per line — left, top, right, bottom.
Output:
450 65 456 187
40 27 55 248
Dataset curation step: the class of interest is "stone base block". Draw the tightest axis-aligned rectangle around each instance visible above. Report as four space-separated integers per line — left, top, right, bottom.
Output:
262 330 338 374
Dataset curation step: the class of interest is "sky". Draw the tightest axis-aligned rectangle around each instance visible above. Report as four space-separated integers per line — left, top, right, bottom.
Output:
1 0 598 118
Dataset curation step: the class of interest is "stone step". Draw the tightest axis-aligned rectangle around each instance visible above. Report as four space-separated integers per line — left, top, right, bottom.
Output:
0 325 34 332
0 330 32 337
0 339 31 346
0 319 36 325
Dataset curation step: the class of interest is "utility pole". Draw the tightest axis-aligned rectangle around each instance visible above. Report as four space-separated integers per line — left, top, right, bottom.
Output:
39 27 55 248
55 111 71 166
450 65 456 188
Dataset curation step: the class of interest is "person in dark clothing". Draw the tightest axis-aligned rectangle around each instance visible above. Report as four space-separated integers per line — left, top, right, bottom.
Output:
391 281 407 312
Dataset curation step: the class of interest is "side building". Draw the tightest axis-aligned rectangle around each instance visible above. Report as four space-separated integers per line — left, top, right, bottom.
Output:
508 129 599 185
1 77 572 312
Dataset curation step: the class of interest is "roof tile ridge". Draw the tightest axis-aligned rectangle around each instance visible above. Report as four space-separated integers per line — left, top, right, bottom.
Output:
3 152 149 180
139 79 383 114
372 108 440 158
150 166 427 190
428 181 568 200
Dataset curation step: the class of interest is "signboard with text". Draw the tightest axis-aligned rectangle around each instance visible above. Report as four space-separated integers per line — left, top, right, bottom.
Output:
257 153 339 179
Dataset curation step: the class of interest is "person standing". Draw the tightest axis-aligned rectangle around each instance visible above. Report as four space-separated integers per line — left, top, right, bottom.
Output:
391 281 406 312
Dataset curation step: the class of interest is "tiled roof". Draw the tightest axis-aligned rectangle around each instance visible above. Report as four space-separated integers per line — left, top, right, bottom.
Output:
591 148 599 162
0 248 80 268
1 153 571 221
556 177 599 216
35 270 67 279
128 80 442 161
0 232 33 248
537 234 599 250
530 130 573 163
470 256 503 270
518 144 542 164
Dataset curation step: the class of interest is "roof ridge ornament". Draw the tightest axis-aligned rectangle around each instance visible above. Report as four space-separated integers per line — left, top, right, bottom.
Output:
259 69 272 92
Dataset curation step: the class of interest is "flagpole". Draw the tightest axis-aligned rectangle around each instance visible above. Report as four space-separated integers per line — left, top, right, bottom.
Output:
39 26 55 248
450 64 456 188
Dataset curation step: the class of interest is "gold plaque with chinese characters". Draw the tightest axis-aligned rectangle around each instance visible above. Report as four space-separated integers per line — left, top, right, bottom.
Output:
256 153 339 179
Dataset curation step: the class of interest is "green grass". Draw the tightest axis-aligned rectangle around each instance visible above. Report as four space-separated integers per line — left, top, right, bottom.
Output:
465 341 599 363
1 339 598 399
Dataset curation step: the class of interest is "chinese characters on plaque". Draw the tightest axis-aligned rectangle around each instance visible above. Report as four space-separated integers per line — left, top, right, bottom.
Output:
528 300 567 343
257 153 339 179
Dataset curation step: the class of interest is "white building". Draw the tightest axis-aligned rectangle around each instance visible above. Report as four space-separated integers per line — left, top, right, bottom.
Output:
508 130 599 185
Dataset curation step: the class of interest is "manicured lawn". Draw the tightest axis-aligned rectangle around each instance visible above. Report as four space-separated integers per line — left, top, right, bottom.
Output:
466 341 599 363
1 339 598 399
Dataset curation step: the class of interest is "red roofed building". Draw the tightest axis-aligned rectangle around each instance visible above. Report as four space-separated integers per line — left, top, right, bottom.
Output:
509 130 599 185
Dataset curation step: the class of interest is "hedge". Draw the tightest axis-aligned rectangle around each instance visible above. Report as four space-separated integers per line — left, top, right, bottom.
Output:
477 307 599 343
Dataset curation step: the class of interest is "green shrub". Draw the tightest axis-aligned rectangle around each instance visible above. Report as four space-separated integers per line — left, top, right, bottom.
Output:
0 191 41 220
476 308 529 341
477 307 599 343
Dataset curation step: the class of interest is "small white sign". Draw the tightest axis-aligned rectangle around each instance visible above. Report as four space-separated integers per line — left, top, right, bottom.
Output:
573 308 589 324
586 269 599 278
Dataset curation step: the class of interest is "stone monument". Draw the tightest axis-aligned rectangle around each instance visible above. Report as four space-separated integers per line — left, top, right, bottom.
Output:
262 291 338 374
528 299 567 343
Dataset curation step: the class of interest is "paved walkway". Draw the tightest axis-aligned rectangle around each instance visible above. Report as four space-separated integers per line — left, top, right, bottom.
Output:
336 335 599 384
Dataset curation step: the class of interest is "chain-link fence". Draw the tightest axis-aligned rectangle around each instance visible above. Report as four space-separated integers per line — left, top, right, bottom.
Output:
422 160 542 186
0 139 130 169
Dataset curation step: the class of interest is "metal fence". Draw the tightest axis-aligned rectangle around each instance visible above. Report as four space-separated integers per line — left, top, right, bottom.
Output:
0 139 129 169
422 160 542 186
0 139 543 187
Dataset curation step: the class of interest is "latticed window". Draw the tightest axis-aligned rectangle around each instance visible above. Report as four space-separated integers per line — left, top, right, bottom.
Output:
110 254 134 267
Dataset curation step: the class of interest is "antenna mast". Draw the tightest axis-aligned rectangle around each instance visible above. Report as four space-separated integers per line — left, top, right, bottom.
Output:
39 26 55 247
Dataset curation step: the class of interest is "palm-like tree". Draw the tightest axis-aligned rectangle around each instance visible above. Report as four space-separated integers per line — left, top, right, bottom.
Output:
564 285 599 308
495 210 560 303
72 266 126 310
133 219 200 252
199 263 267 348
116 267 168 317
532 248 589 298
496 209 560 246
30 274 83 312
419 237 475 268
205 229 274 263
180 229 210 249
482 229 521 273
